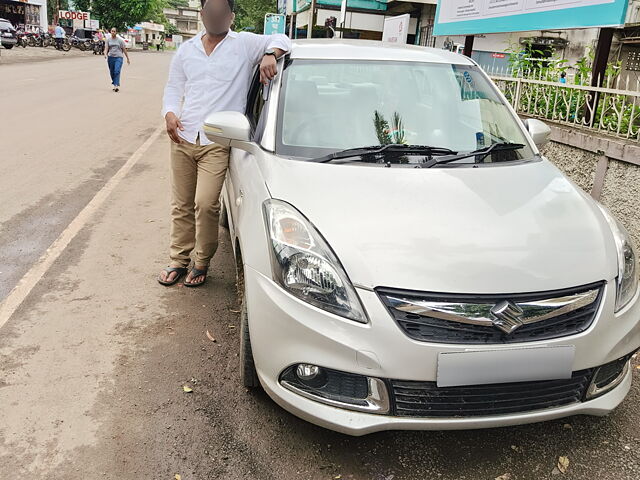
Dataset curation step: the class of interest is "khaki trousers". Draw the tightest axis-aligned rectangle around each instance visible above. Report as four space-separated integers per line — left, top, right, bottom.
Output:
170 138 230 268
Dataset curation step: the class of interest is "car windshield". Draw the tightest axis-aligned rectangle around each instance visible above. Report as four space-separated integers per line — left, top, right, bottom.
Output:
276 60 535 164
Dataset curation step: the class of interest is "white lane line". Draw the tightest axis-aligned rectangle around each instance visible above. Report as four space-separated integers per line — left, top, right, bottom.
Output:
0 124 165 331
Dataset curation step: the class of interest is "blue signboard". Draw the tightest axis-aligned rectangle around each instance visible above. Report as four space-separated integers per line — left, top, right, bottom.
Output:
434 0 629 36
264 14 286 35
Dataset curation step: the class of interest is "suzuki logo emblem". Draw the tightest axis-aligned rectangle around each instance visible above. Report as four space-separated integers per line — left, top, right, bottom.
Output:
490 301 525 334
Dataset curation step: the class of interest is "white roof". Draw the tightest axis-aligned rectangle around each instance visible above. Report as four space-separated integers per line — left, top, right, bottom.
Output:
290 39 474 65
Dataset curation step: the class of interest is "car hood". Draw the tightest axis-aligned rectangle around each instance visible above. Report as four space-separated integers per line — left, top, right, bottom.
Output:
260 157 616 294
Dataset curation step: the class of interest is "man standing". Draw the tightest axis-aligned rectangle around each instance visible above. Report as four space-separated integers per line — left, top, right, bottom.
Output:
54 23 65 50
158 0 291 287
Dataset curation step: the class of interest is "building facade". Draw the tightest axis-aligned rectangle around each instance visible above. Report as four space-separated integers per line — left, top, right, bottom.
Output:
163 0 203 40
0 0 47 30
287 0 438 43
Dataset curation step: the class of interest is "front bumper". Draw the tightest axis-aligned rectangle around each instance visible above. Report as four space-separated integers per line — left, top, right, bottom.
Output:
245 265 640 435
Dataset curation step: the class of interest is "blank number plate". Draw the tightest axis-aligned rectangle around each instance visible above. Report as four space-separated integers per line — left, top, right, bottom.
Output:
437 345 575 388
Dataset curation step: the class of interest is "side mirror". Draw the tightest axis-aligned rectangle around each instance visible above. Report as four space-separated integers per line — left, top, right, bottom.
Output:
203 111 253 149
523 118 551 148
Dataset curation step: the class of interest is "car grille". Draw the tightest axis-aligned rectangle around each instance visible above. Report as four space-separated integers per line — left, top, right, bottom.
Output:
390 369 594 417
376 282 605 344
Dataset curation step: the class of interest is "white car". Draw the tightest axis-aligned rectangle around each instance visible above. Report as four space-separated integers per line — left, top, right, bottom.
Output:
204 39 639 436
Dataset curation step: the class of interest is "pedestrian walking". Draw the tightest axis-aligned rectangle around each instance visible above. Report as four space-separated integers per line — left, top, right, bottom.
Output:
104 28 131 92
54 23 65 50
157 0 291 287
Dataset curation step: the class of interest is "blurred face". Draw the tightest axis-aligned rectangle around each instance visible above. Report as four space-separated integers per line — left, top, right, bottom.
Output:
201 0 234 36
110 28 116 37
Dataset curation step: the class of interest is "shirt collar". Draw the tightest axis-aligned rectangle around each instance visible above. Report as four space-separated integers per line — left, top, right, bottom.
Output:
194 29 237 54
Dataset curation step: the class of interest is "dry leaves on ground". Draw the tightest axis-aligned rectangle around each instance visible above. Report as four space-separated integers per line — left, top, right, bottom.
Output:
558 456 570 474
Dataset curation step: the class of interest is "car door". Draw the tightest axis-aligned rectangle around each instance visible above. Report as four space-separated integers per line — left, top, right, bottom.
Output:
225 67 271 243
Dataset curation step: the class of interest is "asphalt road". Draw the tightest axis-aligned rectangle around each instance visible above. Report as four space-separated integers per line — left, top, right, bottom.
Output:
1 51 639 480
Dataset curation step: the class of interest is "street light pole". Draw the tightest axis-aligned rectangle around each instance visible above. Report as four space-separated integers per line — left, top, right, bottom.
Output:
339 0 347 39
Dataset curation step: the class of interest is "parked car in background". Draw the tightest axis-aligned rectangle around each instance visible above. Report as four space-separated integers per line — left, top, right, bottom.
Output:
204 40 639 436
0 18 17 49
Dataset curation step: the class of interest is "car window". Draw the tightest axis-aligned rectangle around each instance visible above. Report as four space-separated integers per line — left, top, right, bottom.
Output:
276 60 533 162
245 70 268 140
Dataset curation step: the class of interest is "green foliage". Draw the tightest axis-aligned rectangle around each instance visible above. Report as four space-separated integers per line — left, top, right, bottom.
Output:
73 0 92 12
574 46 594 86
79 0 165 31
234 0 277 34
373 111 391 145
47 0 70 24
391 112 406 145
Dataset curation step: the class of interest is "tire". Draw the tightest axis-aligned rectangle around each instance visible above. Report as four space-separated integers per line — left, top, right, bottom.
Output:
239 280 260 389
219 196 229 229
62 41 71 52
4 44 13 49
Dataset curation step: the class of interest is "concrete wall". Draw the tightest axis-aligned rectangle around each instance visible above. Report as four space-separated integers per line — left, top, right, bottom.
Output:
434 28 599 67
540 134 640 258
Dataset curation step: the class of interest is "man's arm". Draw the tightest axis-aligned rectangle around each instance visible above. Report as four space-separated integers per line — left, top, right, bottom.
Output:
162 50 187 144
243 33 292 85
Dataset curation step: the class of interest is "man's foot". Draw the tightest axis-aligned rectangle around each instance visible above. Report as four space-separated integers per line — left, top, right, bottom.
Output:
184 265 208 288
158 266 188 286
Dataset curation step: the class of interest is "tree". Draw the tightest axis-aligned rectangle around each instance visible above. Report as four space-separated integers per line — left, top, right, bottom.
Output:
234 0 277 34
166 0 189 7
72 0 92 12
72 0 165 31
47 0 70 24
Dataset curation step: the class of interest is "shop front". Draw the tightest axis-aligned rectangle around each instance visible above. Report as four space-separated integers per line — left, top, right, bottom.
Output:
0 0 47 30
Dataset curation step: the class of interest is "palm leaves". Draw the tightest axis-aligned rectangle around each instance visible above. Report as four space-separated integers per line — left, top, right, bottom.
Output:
373 110 405 145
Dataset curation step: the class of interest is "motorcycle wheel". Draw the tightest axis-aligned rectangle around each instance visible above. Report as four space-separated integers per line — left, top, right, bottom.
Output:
62 41 71 52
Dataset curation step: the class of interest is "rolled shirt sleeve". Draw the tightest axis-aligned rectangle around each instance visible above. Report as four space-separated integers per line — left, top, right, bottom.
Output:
242 32 292 66
161 49 187 118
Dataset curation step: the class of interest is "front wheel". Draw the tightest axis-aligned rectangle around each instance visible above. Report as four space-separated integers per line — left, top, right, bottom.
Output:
239 278 260 389
62 41 71 52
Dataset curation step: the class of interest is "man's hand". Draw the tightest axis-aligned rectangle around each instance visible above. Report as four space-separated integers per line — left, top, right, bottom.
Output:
165 112 184 144
259 54 278 85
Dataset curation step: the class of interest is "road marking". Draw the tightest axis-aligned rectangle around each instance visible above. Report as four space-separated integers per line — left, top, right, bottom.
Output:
0 124 165 331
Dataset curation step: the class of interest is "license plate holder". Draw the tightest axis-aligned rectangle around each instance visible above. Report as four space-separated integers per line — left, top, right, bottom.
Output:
437 345 575 388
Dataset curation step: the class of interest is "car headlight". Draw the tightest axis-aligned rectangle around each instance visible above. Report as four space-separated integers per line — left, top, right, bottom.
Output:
263 199 368 323
597 204 638 312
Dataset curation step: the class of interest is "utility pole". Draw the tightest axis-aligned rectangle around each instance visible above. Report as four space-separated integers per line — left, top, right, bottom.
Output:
307 0 316 39
586 27 614 125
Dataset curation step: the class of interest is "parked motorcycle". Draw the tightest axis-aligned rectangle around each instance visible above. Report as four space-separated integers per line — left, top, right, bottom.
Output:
92 38 104 55
70 35 92 51
16 30 28 48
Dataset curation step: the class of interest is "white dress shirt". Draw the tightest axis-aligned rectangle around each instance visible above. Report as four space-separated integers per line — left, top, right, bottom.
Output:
162 30 292 145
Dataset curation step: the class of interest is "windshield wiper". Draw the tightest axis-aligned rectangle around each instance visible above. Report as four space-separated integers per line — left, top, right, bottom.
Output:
419 142 525 168
309 144 457 163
